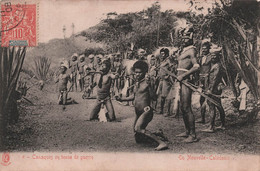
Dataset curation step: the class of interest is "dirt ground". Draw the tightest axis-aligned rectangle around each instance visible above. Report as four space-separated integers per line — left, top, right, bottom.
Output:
4 81 260 155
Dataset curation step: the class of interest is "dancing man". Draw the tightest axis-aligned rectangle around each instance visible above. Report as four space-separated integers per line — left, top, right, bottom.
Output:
116 60 168 150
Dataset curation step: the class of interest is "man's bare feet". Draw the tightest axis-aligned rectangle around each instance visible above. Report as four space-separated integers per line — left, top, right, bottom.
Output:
163 113 170 117
169 114 178 118
201 128 214 133
196 120 205 124
183 135 198 143
176 132 189 138
154 142 168 151
215 125 226 130
72 100 78 104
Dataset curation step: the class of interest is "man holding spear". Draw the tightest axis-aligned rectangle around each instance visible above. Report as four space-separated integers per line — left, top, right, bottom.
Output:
159 27 221 142
196 39 212 124
175 26 200 143
202 47 226 132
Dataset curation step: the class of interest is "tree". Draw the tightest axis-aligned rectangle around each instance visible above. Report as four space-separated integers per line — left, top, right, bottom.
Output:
80 2 178 54
0 47 26 149
200 0 259 101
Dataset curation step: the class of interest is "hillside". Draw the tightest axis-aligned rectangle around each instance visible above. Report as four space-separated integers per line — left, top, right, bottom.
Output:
24 35 105 70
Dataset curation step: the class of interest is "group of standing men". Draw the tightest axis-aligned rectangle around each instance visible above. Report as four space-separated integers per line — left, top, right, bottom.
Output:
57 25 226 147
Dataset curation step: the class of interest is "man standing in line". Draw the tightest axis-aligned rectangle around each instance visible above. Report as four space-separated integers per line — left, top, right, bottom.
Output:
202 48 226 132
176 26 200 143
70 53 79 92
196 39 212 124
78 55 86 92
157 48 172 115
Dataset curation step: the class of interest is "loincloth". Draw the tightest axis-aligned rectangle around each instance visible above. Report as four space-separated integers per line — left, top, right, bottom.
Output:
199 74 209 88
59 87 67 92
136 106 153 116
97 95 111 103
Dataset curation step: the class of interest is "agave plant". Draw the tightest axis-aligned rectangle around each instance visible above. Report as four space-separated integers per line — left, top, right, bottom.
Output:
0 46 26 148
32 56 51 90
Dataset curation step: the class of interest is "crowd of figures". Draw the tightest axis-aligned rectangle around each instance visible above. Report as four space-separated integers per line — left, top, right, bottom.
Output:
55 26 236 150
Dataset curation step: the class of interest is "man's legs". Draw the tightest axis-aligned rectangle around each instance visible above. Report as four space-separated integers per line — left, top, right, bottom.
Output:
89 100 101 120
202 101 216 132
154 78 161 110
160 96 166 114
178 84 197 142
116 78 120 95
80 75 84 91
72 74 77 92
105 99 116 121
216 102 225 129
164 99 172 116
203 96 225 132
79 78 82 92
160 80 170 114
134 109 168 150
197 96 206 124
63 91 67 105
172 82 180 117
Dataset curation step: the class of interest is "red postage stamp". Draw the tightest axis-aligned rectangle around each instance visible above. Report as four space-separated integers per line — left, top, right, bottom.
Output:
1 1 38 46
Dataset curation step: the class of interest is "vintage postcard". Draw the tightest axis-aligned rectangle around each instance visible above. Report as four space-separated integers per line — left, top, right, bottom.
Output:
0 0 259 170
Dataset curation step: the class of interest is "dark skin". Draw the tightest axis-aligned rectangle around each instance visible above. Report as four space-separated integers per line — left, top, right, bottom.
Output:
55 67 71 91
79 58 85 91
197 45 211 124
202 53 225 132
176 37 200 143
158 51 171 114
164 53 178 116
89 63 118 121
113 58 123 94
116 67 168 151
70 57 79 91
55 67 76 106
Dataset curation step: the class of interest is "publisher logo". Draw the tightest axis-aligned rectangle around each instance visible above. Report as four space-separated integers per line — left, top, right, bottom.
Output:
1 152 11 166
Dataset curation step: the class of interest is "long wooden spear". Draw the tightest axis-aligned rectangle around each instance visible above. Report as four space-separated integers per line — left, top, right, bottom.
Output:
160 67 221 107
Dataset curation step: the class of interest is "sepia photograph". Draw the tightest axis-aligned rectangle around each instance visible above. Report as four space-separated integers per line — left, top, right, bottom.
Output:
0 0 259 170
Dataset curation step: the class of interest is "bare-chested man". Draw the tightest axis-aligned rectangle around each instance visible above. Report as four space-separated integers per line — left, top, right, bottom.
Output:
202 48 225 132
196 39 212 124
116 61 168 151
176 26 200 143
85 54 96 85
111 53 124 96
157 48 173 115
89 59 117 122
164 49 178 117
78 55 86 92
70 53 79 92
147 54 159 109
148 55 158 93
55 64 77 106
